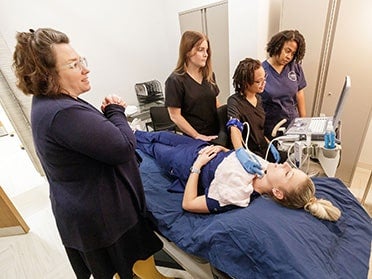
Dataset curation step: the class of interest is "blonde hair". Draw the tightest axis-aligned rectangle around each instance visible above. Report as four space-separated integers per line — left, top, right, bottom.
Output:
174 30 215 84
271 176 341 221
304 197 341 221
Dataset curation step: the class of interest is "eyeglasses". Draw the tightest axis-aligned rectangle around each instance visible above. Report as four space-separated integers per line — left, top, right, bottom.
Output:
254 74 268 85
60 57 88 71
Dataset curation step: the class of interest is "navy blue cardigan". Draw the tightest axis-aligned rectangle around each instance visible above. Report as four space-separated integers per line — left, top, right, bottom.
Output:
31 94 146 251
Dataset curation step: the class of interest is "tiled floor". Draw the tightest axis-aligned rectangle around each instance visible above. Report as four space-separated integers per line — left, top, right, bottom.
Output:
349 166 372 279
349 166 372 216
0 108 371 278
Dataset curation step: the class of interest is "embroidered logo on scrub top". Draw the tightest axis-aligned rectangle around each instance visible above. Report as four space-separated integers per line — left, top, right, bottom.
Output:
288 71 297 81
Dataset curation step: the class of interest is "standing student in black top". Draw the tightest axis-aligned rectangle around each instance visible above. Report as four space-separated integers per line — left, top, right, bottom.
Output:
227 58 280 162
165 30 220 142
13 27 172 279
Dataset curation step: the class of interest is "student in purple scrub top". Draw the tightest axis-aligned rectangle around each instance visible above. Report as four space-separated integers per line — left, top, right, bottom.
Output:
261 30 307 139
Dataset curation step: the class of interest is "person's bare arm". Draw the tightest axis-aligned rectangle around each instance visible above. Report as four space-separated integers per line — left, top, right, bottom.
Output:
182 145 224 213
230 126 244 150
167 107 218 141
296 89 306 117
216 97 221 108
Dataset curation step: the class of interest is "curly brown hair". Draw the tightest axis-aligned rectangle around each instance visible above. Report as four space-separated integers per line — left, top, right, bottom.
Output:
232 58 262 94
13 28 69 96
266 30 306 63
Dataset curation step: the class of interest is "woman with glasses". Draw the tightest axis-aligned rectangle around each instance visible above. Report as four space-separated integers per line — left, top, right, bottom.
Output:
227 58 280 162
261 30 307 139
165 30 220 142
135 130 341 222
13 28 171 279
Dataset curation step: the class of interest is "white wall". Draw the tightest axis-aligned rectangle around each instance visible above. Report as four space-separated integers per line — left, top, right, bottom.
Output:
0 0 276 107
165 0 276 95
228 0 280 93
0 0 370 172
0 0 176 108
359 118 372 167
0 0 276 175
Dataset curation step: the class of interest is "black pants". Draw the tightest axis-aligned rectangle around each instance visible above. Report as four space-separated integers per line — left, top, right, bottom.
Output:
65 220 163 279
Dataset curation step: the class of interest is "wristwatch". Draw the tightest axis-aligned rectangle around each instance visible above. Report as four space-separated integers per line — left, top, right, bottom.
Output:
190 166 201 174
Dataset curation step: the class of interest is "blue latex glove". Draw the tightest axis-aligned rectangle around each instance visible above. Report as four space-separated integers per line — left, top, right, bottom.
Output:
235 147 263 176
270 144 281 163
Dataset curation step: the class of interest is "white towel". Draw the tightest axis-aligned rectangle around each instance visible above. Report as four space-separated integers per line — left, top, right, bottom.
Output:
208 152 268 207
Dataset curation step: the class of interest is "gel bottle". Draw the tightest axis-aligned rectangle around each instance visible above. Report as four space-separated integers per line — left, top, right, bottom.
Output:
324 121 336 149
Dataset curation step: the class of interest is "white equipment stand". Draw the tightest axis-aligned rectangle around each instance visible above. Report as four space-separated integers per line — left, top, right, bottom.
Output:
280 140 341 177
311 142 341 177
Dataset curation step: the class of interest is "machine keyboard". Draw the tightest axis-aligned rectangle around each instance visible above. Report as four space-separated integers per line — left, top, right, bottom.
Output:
309 119 327 133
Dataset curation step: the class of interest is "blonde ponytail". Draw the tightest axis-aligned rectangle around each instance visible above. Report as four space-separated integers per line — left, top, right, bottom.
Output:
304 197 341 222
272 176 342 222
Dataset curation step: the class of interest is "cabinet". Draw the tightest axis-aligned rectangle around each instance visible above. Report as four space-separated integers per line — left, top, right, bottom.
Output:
179 1 230 103
0 186 29 236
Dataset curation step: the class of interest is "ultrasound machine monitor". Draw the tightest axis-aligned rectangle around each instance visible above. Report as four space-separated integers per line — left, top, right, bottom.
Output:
285 76 351 140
